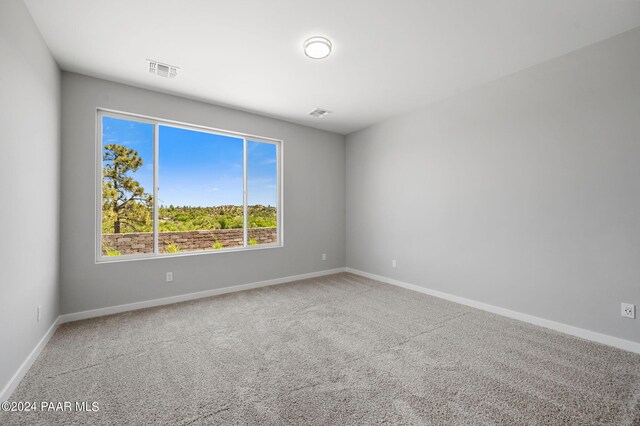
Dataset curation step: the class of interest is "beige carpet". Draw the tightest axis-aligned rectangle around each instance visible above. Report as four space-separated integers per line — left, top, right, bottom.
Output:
2 273 640 425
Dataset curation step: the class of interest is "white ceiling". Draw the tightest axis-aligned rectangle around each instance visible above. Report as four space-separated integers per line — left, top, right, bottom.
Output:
25 0 640 135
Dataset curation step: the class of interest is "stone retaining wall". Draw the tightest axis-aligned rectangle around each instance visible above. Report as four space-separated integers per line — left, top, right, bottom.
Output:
102 228 277 255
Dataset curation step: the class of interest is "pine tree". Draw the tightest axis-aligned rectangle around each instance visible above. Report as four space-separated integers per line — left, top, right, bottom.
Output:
102 144 153 233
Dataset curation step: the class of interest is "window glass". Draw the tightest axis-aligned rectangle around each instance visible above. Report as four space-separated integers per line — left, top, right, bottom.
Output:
158 126 244 253
98 112 281 261
101 116 154 257
247 141 278 246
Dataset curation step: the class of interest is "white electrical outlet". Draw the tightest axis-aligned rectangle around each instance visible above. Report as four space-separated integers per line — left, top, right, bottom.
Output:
322 253 327 261
37 306 41 323
166 272 174 283
621 303 635 319
392 259 397 268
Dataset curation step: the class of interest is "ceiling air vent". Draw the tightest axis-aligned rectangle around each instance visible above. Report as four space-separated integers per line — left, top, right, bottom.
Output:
148 60 178 78
309 108 331 118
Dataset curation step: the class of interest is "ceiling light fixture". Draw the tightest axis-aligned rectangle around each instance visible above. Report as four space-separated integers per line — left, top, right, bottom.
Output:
303 36 332 59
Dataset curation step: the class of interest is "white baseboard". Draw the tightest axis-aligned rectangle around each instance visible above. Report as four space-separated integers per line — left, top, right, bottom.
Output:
0 317 60 402
10 266 633 402
346 268 640 355
60 267 347 324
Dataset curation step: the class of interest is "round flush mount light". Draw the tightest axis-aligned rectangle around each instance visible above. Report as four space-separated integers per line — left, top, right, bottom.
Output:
303 36 332 59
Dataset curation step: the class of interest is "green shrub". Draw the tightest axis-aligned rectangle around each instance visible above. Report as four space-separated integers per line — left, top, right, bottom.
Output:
248 239 258 246
212 241 224 250
165 242 181 253
106 248 121 256
102 242 121 257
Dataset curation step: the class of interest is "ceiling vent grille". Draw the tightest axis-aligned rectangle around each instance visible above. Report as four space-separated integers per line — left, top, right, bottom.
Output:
309 108 331 118
148 60 178 78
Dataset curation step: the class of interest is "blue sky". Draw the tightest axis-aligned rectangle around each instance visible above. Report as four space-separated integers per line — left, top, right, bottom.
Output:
102 116 277 207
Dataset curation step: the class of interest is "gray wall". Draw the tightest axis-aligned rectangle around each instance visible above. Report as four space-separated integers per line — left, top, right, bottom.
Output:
0 1 60 393
346 27 640 343
60 73 345 314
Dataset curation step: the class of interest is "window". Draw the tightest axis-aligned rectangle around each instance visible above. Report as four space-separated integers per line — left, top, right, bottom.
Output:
97 110 282 261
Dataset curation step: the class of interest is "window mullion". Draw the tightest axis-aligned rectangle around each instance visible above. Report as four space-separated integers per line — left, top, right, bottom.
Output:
243 138 248 248
153 123 159 255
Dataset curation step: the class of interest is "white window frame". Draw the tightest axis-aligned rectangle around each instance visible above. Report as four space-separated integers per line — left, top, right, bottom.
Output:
95 108 284 263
